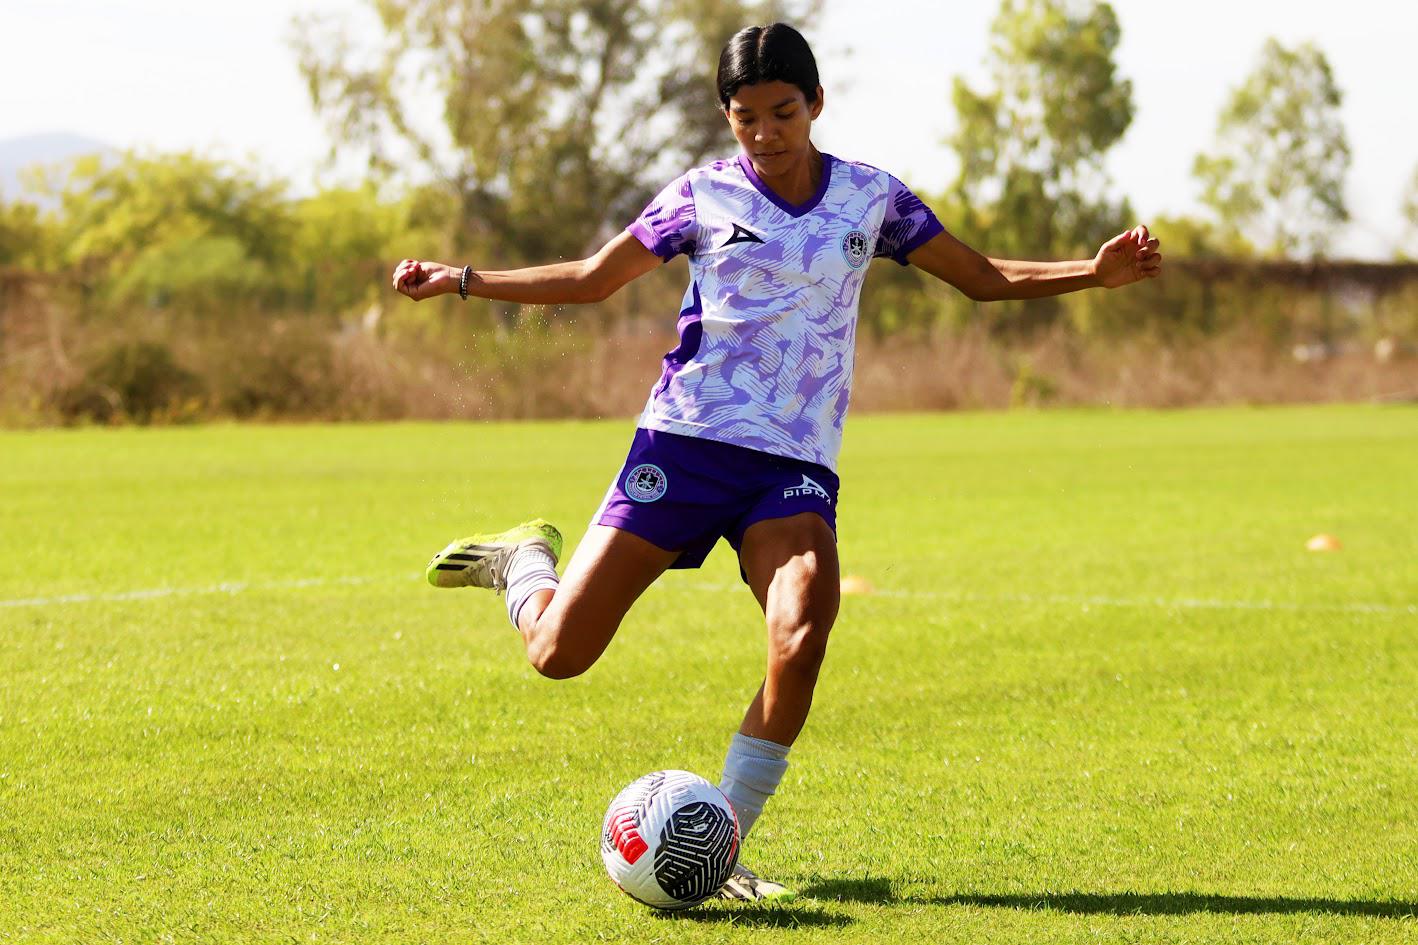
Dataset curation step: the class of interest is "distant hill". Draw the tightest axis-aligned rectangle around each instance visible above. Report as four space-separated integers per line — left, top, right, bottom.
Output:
0 132 114 201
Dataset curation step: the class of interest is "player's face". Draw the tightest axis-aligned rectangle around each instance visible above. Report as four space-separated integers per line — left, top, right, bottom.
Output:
725 81 824 177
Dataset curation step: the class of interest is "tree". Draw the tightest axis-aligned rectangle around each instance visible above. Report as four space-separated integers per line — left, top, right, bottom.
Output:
0 199 53 269
293 0 815 265
1402 165 1418 260
288 184 441 313
945 0 1134 260
33 151 294 309
1193 39 1350 259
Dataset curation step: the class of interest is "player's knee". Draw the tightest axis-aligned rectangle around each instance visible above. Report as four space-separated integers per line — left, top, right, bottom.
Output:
526 635 590 680
524 621 589 672
769 617 831 673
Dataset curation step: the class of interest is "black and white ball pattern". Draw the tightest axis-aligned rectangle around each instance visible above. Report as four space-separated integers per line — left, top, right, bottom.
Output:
654 800 739 902
601 770 740 910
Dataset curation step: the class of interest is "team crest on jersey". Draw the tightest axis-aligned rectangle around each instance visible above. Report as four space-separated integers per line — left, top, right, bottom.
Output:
841 229 869 269
626 463 669 503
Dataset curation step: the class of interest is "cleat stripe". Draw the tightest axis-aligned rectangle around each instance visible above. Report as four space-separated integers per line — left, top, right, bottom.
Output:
443 553 482 562
433 563 467 571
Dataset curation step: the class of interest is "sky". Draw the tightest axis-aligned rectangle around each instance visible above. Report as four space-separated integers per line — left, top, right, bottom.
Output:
2 0 1414 259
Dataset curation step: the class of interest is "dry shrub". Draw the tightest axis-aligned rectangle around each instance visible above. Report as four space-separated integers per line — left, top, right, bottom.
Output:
324 318 672 421
315 320 1418 420
196 320 338 419
852 324 1012 411
2 270 1415 426
853 328 1417 411
57 340 202 423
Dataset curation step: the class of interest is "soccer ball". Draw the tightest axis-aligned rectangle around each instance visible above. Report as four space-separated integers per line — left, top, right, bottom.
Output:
601 770 740 910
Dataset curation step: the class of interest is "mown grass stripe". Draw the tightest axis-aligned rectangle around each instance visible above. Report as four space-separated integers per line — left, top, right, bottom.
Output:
3 575 1412 616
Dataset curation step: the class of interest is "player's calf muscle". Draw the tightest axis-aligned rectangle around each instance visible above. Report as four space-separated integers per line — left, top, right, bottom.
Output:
522 593 629 679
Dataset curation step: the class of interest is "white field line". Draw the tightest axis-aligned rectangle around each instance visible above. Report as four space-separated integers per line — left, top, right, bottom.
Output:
0 574 414 609
1 574 1413 617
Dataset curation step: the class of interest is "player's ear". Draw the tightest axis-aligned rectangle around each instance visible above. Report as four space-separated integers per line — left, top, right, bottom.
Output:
809 85 824 120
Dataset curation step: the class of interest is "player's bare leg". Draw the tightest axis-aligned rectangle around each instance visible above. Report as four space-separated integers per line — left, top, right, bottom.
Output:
515 525 679 678
426 522 677 679
717 510 840 901
738 511 841 745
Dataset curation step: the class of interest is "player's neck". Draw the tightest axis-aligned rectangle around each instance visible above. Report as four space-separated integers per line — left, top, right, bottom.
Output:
752 145 823 207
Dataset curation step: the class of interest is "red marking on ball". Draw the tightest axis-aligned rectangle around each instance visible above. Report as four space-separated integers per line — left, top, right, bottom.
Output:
607 808 648 864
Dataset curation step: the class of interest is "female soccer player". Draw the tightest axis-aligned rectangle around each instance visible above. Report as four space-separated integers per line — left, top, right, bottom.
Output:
393 23 1161 901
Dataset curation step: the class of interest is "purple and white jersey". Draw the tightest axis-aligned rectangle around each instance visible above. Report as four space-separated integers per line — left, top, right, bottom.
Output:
627 152 942 471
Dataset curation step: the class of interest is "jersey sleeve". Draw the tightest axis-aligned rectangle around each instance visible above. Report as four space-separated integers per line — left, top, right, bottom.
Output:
874 175 944 266
627 173 699 260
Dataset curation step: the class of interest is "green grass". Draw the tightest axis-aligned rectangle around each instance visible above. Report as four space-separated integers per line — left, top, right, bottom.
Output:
2 404 1416 943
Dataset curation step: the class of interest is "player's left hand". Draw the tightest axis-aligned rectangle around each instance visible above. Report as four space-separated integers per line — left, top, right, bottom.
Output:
1093 225 1162 288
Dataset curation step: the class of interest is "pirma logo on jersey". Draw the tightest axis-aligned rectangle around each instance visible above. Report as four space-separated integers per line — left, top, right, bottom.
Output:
724 222 765 247
841 229 869 269
783 474 832 504
626 463 669 502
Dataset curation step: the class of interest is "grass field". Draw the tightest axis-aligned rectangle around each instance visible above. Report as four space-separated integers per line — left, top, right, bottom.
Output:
2 405 1416 943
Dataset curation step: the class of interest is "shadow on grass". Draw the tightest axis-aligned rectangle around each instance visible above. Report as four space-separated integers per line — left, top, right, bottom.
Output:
800 879 1418 920
659 903 853 929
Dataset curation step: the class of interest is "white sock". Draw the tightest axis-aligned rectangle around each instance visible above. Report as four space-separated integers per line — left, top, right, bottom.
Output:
504 545 558 630
719 732 790 839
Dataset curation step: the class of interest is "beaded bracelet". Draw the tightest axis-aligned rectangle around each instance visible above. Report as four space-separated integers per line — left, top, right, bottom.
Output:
459 265 472 300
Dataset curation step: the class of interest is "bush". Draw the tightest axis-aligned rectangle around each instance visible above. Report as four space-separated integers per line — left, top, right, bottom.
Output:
204 320 338 418
59 340 202 424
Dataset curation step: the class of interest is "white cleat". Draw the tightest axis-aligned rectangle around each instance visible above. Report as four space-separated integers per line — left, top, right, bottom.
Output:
716 864 796 902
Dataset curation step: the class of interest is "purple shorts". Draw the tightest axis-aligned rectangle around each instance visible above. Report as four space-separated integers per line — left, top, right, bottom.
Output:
594 428 840 572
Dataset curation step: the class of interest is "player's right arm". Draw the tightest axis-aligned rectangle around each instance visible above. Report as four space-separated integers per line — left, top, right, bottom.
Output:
391 230 663 304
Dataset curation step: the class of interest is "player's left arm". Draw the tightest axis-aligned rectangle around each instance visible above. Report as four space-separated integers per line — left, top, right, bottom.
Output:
905 225 1162 302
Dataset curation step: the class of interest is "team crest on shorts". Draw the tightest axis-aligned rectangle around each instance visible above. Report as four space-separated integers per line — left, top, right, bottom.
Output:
626 463 668 503
841 229 869 269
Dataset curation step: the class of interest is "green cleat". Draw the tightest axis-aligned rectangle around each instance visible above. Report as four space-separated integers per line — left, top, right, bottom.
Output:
716 864 796 903
425 519 563 591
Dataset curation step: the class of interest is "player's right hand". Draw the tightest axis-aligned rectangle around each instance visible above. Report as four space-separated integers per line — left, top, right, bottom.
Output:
392 259 460 301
